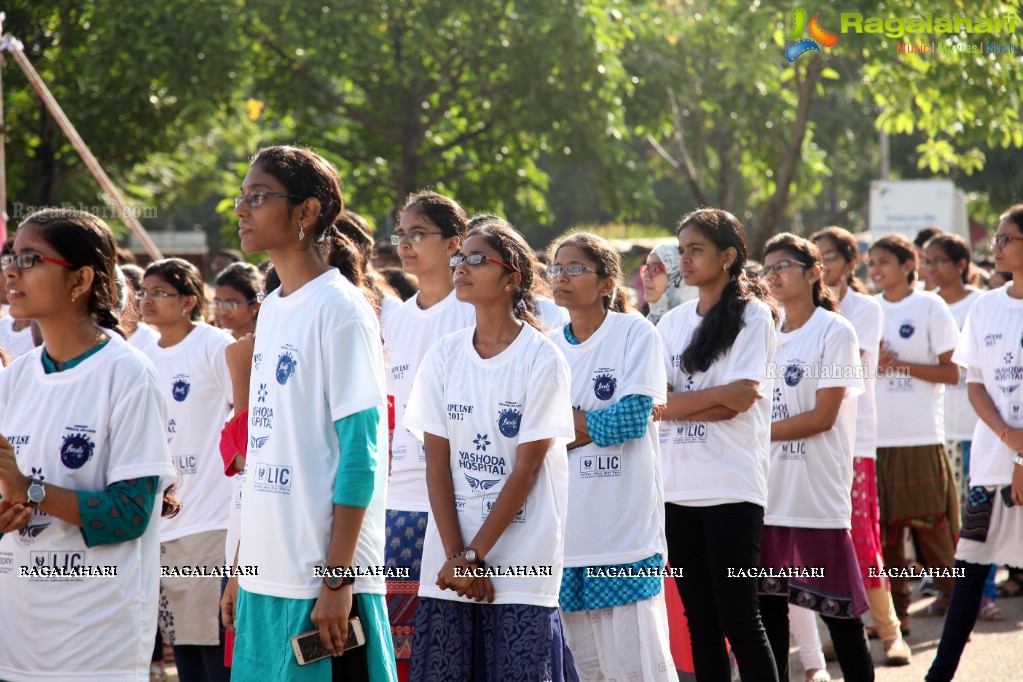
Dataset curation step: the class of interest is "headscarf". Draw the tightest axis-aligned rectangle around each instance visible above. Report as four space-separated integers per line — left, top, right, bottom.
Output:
646 241 696 325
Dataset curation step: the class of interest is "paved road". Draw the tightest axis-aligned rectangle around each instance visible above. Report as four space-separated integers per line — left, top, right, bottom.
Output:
788 572 1023 681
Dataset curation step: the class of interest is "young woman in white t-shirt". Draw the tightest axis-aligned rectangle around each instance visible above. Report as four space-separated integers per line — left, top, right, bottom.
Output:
656 208 780 681
925 207 1023 680
213 262 263 340
220 146 396 682
868 233 961 631
0 208 176 682
381 191 474 673
546 232 675 681
755 233 873 680
403 217 579 681
810 226 911 667
139 258 234 682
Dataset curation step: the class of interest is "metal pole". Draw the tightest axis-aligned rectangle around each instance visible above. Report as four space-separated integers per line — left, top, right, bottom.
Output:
0 13 8 243
0 32 163 259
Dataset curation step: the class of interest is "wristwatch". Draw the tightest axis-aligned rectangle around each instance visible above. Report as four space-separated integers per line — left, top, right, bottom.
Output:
25 478 45 508
323 567 355 591
462 548 485 568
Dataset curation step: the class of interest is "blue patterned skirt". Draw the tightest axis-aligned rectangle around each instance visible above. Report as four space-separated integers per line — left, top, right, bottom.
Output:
409 597 579 682
385 509 428 662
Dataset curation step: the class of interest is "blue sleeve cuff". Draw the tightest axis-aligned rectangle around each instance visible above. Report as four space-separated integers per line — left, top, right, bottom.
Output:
585 394 654 448
333 408 381 508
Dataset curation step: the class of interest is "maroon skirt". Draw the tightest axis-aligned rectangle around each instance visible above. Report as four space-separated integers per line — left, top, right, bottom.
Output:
850 457 886 589
757 525 869 619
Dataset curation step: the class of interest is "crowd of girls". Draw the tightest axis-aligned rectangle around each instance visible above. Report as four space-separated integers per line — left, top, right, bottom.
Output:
0 144 1020 682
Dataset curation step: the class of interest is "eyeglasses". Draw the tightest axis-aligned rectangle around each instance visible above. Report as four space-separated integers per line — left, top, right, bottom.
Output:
212 299 258 310
640 263 666 277
991 234 1023 250
758 259 809 278
819 250 843 263
233 192 304 209
391 231 445 246
449 253 516 272
135 289 182 300
547 263 598 277
0 253 74 270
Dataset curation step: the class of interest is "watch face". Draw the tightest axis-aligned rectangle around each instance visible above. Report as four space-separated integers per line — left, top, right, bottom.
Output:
325 574 343 588
464 549 477 563
28 483 44 504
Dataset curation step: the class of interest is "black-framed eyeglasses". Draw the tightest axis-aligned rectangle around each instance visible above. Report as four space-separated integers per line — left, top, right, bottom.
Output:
449 253 516 272
391 231 445 246
991 234 1023 250
233 192 304 209
547 263 598 277
758 259 809 278
211 299 258 310
0 253 74 270
135 289 182 300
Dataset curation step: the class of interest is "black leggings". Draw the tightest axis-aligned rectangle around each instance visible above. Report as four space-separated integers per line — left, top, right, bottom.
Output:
758 595 874 681
665 502 778 682
926 559 991 681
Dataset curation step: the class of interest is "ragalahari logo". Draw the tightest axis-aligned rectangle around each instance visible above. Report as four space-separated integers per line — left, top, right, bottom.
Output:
785 8 839 62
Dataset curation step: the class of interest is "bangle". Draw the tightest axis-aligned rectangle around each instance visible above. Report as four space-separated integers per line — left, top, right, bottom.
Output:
1014 454 1023 468
1001 427 1009 441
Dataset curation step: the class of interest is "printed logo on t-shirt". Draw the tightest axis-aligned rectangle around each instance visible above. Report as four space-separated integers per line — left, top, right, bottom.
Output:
482 498 526 523
173 454 198 475
171 376 191 402
672 422 708 445
886 377 914 392
473 433 492 452
8 434 30 455
497 401 523 437
454 495 467 513
592 370 618 400
772 386 790 421
898 321 915 339
780 440 806 461
463 472 501 495
167 419 177 437
253 463 292 494
783 361 805 387
249 434 269 452
60 428 96 470
683 375 695 391
275 351 298 385
579 454 622 478
984 333 1003 347
391 363 410 382
250 406 273 429
253 353 263 370
257 383 268 403
447 403 474 421
30 550 86 572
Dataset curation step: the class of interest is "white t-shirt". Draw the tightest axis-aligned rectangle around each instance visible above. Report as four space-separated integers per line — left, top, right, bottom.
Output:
403 324 574 607
0 334 175 682
225 469 245 566
534 296 570 333
142 324 234 542
382 291 475 511
550 312 668 565
767 308 863 528
656 298 776 508
0 317 36 358
378 294 402 324
874 290 960 446
952 286 1023 486
238 270 389 599
944 287 984 441
127 322 159 352
838 289 883 459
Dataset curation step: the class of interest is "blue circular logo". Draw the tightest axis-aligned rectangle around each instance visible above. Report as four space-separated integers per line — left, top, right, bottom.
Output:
171 379 190 402
784 364 804 387
60 434 95 470
497 409 522 438
275 352 297 385
899 323 915 339
593 373 617 401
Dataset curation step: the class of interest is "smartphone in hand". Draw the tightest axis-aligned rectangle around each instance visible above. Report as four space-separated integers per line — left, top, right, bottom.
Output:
290 617 366 665
1000 485 1017 508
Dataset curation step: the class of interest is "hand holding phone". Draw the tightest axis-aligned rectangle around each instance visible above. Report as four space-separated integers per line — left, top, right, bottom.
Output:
291 617 365 665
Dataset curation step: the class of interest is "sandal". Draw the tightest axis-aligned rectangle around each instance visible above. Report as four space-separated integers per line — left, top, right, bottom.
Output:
996 575 1023 598
979 597 1005 621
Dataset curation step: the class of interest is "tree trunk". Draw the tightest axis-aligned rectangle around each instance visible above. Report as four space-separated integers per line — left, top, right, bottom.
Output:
752 56 823 252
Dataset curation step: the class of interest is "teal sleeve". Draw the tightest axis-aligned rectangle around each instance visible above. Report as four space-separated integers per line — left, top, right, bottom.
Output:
333 408 381 508
585 394 655 448
77 476 159 548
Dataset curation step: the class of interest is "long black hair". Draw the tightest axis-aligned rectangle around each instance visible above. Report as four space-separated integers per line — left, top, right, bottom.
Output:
676 208 778 375
19 208 126 337
808 226 868 294
763 233 838 312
